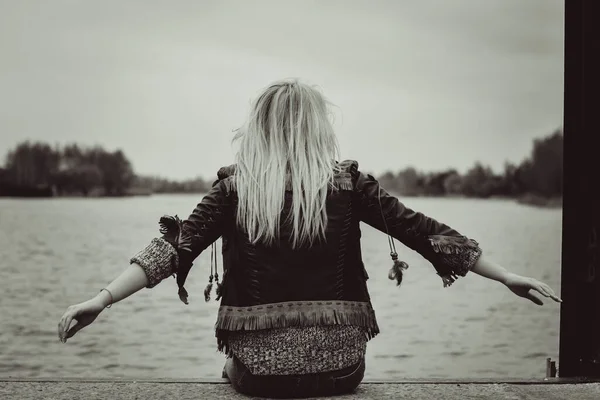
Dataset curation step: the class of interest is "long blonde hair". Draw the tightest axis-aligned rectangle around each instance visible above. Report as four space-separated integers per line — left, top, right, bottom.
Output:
232 79 342 249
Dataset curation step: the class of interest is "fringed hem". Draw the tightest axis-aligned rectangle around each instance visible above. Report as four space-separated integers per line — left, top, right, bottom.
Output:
428 235 480 255
214 300 380 352
428 235 483 288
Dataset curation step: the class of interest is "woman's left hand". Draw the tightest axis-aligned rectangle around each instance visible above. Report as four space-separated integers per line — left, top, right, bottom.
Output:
503 273 562 305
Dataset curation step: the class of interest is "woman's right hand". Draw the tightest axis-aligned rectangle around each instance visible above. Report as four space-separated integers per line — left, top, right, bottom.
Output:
58 297 105 343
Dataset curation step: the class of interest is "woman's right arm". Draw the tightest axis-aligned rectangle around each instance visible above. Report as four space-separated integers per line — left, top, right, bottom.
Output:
354 170 561 303
57 178 233 343
58 263 150 343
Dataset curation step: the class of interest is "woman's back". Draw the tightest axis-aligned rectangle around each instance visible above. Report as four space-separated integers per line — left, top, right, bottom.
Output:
58 79 561 399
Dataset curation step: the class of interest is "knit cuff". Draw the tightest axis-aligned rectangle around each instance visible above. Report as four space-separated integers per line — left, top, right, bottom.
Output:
427 235 482 288
130 238 179 288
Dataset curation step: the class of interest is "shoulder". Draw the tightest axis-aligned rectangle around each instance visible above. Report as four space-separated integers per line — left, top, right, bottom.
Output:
211 160 363 190
333 160 359 191
337 159 359 174
217 164 237 180
335 159 359 181
211 163 237 192
216 161 358 177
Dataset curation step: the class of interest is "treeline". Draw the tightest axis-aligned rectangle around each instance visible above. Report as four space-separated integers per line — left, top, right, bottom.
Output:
1 129 562 201
132 175 211 194
376 129 563 201
0 142 212 196
0 143 137 196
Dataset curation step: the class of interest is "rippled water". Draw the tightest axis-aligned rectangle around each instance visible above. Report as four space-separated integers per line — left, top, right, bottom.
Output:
0 195 562 379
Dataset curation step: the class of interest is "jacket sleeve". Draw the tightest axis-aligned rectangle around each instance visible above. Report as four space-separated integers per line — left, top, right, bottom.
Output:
354 171 482 287
130 178 232 288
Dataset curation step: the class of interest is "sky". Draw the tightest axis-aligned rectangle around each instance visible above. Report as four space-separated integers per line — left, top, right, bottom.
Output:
0 0 564 181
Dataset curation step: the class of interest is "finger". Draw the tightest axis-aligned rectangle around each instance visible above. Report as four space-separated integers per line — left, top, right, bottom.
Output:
61 310 77 342
58 311 70 341
525 291 544 306
65 320 85 339
62 315 73 342
534 285 552 298
538 283 562 303
541 283 563 302
58 314 65 340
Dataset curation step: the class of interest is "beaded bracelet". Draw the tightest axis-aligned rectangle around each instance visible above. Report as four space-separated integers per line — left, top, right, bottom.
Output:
100 288 113 308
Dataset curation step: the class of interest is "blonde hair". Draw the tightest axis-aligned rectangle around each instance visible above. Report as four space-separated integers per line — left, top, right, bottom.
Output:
232 79 342 249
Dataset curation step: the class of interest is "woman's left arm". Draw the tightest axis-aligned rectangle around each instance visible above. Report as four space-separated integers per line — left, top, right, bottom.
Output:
355 172 561 304
130 178 233 303
471 255 562 304
356 171 482 287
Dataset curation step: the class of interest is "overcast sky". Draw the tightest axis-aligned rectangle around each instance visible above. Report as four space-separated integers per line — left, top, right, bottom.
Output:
0 0 564 180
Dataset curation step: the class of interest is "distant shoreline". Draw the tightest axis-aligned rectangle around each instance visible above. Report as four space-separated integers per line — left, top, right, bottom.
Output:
1 186 562 209
388 192 562 209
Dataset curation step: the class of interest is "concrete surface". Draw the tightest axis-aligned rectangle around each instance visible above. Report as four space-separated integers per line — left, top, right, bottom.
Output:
1 379 600 399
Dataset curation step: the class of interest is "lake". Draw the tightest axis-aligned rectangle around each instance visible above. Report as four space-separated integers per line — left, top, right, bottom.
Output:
0 195 562 380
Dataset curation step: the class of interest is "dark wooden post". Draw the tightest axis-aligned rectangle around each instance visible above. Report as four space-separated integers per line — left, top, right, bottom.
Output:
558 0 600 378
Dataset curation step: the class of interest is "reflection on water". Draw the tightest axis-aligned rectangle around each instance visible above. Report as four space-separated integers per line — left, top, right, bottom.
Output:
0 195 561 379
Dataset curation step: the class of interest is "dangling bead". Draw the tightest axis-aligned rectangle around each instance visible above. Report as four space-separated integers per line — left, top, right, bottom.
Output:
204 274 214 302
388 252 409 286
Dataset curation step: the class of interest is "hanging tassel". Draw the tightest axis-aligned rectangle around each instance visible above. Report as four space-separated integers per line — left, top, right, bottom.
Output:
204 243 216 302
204 274 214 302
377 183 410 287
387 252 409 286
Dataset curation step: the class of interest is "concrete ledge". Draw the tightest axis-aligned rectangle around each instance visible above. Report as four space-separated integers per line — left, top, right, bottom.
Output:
1 379 600 399
3 377 600 384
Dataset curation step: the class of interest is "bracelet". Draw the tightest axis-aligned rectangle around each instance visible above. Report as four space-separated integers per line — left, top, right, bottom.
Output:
100 288 113 308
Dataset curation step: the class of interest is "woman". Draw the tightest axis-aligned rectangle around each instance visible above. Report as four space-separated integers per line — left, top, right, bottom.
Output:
58 79 561 398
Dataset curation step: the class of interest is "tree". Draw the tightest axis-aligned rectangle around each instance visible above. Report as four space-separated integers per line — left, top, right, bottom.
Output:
514 130 563 197
378 171 399 193
461 162 501 198
422 169 457 196
396 167 421 195
71 164 103 196
530 129 563 196
4 141 60 186
96 150 135 195
499 161 520 196
443 172 463 195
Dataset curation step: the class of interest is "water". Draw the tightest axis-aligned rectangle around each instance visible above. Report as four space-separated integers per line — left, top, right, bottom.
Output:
0 195 562 379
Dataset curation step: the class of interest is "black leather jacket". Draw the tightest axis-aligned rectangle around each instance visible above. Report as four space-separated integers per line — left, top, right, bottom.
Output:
131 160 482 353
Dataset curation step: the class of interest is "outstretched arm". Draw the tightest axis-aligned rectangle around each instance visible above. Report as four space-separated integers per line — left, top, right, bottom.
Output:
58 263 149 343
98 263 150 305
470 254 510 283
58 178 232 343
355 170 561 304
355 170 482 286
